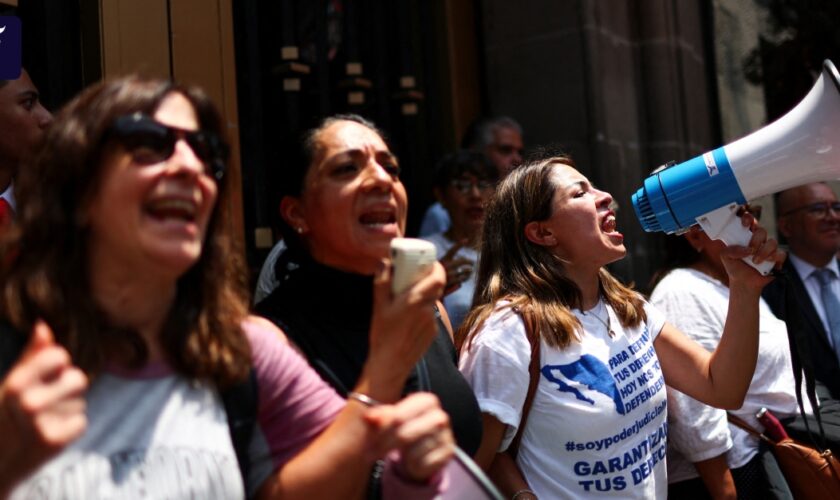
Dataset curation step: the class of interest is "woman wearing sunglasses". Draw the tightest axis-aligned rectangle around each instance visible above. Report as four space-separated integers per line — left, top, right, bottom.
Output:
457 156 784 499
255 115 483 459
0 77 454 499
422 151 498 330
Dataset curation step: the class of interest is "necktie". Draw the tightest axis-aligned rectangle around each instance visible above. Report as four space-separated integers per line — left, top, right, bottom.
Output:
0 198 12 227
812 268 840 363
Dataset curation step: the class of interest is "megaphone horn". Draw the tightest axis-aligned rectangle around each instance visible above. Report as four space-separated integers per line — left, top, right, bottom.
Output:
632 59 840 274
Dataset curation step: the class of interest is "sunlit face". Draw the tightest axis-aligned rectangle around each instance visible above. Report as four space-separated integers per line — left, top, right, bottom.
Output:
286 120 407 275
86 92 219 278
778 183 840 264
439 173 494 237
0 70 53 172
541 164 625 267
485 126 523 177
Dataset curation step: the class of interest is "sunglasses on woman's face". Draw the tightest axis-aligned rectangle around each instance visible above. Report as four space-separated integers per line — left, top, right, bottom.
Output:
107 113 227 181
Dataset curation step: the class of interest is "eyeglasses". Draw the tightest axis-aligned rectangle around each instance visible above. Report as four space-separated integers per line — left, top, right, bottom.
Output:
780 201 840 219
450 179 495 194
106 113 228 181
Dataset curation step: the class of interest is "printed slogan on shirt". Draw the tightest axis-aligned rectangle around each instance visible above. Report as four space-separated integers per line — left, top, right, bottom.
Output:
541 327 667 493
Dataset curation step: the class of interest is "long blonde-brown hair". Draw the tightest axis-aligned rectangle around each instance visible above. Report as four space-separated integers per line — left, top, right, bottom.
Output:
457 157 647 352
0 76 251 388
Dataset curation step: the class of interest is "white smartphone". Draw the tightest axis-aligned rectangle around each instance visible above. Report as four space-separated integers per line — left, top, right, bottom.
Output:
390 238 437 295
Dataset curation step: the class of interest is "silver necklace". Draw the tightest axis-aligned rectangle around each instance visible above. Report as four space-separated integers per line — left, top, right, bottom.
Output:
582 299 615 337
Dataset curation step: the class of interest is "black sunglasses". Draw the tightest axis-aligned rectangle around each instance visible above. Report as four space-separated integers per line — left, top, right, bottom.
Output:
106 113 228 181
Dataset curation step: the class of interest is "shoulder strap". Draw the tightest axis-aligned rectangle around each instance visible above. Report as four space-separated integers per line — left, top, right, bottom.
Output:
727 413 774 444
435 302 455 342
508 308 541 458
221 368 259 498
781 270 828 450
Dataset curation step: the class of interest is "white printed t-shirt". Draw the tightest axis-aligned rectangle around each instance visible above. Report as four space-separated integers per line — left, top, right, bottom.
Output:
460 299 667 499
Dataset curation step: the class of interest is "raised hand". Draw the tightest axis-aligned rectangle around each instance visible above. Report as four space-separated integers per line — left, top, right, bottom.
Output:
362 260 446 403
0 321 88 496
439 240 473 295
719 211 785 290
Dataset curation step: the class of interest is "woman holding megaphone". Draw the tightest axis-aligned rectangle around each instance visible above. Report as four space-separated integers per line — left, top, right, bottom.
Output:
457 155 784 499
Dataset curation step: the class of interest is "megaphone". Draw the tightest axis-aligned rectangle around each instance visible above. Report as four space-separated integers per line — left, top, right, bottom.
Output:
632 59 840 275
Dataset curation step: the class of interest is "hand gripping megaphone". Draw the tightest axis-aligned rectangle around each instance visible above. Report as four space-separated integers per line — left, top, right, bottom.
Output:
632 59 840 275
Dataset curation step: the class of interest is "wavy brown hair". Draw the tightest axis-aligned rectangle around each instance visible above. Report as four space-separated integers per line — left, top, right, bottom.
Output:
457 156 647 352
0 76 251 388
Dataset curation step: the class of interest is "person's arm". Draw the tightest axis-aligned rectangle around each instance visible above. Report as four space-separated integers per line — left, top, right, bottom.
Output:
473 414 535 498
694 454 737 500
255 261 453 499
655 215 783 408
472 412 505 470
258 392 452 500
459 311 536 497
651 267 738 498
665 386 737 500
0 321 88 497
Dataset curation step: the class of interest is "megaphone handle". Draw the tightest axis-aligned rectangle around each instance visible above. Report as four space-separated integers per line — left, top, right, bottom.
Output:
696 204 775 276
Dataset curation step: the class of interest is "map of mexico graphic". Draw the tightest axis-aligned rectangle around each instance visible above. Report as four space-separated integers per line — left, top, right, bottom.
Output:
535 323 670 494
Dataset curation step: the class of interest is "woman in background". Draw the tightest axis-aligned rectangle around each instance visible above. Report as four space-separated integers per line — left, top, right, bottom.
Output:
422 150 497 330
650 210 799 500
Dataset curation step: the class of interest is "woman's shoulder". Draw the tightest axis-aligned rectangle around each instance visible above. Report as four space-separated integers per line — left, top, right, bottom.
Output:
651 267 721 298
240 315 308 381
242 315 290 347
482 300 524 327
464 302 529 352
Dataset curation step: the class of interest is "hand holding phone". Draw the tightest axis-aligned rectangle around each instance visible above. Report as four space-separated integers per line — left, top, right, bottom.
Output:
390 238 438 295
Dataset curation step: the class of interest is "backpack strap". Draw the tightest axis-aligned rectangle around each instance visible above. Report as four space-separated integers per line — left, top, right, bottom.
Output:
508 308 541 458
220 368 259 499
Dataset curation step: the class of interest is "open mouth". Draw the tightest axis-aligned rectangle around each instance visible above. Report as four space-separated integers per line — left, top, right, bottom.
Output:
144 197 198 223
359 209 397 229
600 211 624 243
601 213 617 233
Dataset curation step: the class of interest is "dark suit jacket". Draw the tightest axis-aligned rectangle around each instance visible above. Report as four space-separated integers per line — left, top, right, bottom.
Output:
762 257 840 400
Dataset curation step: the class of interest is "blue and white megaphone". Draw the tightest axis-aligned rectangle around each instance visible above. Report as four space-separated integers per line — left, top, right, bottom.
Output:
632 59 840 275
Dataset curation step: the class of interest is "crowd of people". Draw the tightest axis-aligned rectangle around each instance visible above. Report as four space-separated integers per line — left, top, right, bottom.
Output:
1 69 838 500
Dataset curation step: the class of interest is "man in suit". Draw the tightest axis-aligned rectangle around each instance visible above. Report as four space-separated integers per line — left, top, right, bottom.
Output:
0 70 53 218
762 182 840 400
